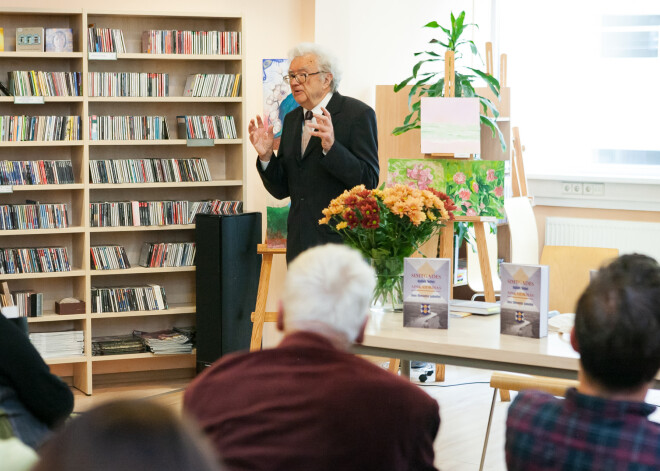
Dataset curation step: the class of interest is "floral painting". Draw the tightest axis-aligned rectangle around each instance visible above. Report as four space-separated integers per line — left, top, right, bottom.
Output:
262 59 298 150
387 159 505 218
420 97 481 156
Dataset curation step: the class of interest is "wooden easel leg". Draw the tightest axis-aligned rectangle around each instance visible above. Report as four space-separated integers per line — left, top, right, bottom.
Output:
474 222 496 303
435 363 445 382
388 358 400 374
250 253 273 351
499 389 511 402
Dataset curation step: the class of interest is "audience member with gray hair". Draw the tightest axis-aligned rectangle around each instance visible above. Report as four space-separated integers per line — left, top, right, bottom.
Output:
184 244 440 471
250 42 379 263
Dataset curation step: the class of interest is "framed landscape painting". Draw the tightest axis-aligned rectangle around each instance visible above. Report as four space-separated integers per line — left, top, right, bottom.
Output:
420 97 481 156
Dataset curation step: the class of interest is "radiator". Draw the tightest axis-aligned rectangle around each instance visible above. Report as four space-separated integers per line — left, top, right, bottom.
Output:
545 217 660 262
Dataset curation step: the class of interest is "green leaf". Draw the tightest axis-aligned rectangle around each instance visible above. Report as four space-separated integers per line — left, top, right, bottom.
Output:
392 122 420 136
414 50 441 57
424 21 440 28
393 76 413 92
412 60 425 78
479 96 500 118
481 115 506 151
429 39 450 49
409 75 434 102
467 67 500 96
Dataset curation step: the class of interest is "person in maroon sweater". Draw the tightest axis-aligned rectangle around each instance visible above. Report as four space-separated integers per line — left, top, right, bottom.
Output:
184 244 440 471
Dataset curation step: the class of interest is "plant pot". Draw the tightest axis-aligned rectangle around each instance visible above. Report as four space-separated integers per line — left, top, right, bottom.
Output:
370 257 404 312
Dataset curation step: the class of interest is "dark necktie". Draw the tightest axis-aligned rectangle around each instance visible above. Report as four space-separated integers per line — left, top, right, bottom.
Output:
302 110 314 153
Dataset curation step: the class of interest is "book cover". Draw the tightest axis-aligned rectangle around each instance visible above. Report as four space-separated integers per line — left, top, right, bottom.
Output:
45 28 73 52
403 258 450 329
16 27 44 52
500 263 549 338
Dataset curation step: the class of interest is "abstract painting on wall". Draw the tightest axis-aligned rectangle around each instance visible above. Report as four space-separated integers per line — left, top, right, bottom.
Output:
387 158 505 218
262 59 298 150
420 97 481 156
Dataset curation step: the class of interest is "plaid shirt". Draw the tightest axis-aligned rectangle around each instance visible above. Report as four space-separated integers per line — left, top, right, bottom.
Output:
506 388 660 470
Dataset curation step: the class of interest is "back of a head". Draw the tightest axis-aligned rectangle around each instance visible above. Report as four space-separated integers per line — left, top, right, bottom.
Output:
33 400 223 471
288 42 342 92
282 244 375 343
575 253 660 391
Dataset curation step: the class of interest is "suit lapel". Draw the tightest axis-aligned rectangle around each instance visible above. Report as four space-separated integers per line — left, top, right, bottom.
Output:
293 107 304 162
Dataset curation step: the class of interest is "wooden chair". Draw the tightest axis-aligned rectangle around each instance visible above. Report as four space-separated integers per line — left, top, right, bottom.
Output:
540 246 619 314
479 373 578 471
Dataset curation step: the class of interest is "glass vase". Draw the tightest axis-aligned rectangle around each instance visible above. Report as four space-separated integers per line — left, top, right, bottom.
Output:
370 257 404 312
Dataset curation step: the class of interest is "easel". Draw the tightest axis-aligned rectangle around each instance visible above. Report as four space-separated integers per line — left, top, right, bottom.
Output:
427 47 500 381
249 244 285 351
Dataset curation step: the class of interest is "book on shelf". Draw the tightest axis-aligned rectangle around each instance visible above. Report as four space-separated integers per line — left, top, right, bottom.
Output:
16 27 44 52
0 160 74 185
180 115 237 140
87 25 126 53
88 72 169 97
403 258 451 329
45 28 73 53
12 290 43 317
8 71 82 97
90 245 131 270
88 115 169 140
92 334 146 356
138 242 196 268
0 81 10 96
0 246 71 274
0 116 81 142
91 284 168 313
89 158 211 184
0 28 4 52
182 73 241 98
1 281 13 308
141 30 241 55
500 263 550 338
29 330 84 359
133 328 193 354
0 202 70 230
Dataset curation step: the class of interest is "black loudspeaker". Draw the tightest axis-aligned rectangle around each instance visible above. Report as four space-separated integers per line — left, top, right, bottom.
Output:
195 212 262 372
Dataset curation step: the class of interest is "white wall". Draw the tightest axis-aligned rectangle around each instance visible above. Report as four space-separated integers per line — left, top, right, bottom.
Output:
314 0 494 108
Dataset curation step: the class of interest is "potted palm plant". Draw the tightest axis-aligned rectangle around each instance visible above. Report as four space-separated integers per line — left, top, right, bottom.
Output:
393 11 505 151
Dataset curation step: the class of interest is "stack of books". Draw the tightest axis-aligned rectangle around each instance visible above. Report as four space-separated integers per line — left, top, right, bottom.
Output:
29 330 84 358
92 334 146 356
134 328 193 354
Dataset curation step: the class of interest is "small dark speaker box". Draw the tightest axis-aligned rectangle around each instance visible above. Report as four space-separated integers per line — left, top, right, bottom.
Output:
195 212 262 372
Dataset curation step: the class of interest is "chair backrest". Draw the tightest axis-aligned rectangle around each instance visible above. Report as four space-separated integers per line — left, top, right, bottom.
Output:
540 245 619 314
490 372 578 396
504 197 539 265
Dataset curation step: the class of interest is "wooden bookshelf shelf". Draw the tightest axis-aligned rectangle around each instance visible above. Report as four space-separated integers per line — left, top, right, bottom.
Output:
28 313 88 323
0 227 85 236
90 266 195 276
0 8 246 395
0 269 86 280
88 180 242 189
88 224 195 233
91 351 195 362
91 304 195 318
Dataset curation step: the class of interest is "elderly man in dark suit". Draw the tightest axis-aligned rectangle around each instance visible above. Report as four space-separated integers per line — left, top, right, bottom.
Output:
250 43 379 263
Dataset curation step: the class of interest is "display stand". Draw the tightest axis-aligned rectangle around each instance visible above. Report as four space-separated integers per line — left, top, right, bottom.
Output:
249 244 285 351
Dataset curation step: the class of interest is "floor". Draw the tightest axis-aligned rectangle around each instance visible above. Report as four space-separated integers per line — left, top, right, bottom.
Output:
72 364 660 471
73 364 511 471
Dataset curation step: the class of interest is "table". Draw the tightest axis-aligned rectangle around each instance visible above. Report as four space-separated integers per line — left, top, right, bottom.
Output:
352 312 580 380
353 312 660 387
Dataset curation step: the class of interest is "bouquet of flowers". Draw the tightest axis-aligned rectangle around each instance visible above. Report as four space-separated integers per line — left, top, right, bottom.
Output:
319 184 456 308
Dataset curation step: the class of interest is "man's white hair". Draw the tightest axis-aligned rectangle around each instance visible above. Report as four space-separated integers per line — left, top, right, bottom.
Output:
288 42 342 92
282 244 375 342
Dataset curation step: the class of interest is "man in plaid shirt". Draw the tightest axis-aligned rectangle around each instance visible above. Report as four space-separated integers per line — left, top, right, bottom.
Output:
506 254 660 470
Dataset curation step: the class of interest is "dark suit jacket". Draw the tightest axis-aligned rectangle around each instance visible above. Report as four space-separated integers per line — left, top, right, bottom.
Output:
184 331 440 471
257 92 379 262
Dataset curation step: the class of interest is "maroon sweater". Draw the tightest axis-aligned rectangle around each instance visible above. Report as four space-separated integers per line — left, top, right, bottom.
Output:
184 331 440 471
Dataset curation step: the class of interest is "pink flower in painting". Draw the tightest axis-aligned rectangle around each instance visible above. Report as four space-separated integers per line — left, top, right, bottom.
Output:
453 172 466 185
472 181 479 193
458 189 471 200
385 170 399 188
494 186 504 197
480 203 485 209
466 208 478 216
487 169 496 182
407 164 433 190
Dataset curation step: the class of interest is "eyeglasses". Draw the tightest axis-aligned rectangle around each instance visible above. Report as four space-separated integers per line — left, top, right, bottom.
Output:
283 71 322 84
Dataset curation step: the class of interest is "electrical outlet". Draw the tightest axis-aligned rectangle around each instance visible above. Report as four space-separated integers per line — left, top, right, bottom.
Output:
572 183 583 195
583 183 594 195
561 182 573 195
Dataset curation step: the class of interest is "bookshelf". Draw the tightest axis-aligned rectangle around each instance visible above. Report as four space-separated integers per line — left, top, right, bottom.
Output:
0 9 246 394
